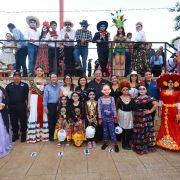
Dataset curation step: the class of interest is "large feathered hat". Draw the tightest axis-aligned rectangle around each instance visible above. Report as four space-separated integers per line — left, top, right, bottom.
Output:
157 73 180 89
111 10 126 28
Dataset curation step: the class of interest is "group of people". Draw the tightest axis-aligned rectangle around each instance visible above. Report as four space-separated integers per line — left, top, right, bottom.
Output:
0 11 175 78
0 67 180 158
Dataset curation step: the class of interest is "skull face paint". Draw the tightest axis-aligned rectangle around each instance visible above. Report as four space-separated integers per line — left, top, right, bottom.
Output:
139 86 147 95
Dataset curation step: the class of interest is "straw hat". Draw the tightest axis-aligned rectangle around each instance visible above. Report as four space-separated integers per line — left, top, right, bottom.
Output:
26 16 40 28
63 20 74 27
127 70 141 80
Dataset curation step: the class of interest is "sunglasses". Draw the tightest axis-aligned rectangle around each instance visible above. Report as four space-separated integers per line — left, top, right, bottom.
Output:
65 23 71 26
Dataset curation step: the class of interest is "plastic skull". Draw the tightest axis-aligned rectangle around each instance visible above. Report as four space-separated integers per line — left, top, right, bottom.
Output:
73 132 84 147
57 129 67 142
85 126 96 139
115 126 123 135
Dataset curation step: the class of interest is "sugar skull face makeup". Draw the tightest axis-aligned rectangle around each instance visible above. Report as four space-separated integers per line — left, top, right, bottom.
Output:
139 86 147 95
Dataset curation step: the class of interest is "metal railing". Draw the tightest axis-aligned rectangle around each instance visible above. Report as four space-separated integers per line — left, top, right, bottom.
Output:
0 39 177 77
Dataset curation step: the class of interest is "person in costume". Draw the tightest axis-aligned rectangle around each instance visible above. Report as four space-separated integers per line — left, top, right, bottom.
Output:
34 21 50 75
85 89 98 149
74 20 92 75
156 73 180 151
24 16 40 77
0 85 13 158
27 66 49 143
132 81 158 155
98 84 119 152
93 21 110 77
60 20 76 75
116 80 134 150
128 71 140 99
46 21 61 74
54 95 72 146
70 92 85 146
131 22 149 76
0 33 16 72
111 10 127 77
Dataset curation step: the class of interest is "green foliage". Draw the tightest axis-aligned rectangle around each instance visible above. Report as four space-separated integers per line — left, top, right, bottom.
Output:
170 1 180 31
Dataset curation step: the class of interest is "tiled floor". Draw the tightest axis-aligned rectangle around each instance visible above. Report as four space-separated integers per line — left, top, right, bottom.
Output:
0 141 180 180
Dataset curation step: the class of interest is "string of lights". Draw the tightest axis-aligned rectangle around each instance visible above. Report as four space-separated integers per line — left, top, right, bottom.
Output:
0 7 171 14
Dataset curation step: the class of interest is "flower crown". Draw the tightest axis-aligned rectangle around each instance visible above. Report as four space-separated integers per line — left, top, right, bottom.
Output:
118 79 131 91
42 21 50 29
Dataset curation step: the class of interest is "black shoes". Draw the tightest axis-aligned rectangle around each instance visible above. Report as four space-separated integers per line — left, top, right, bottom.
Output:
21 136 26 142
114 144 119 152
12 136 19 142
122 144 131 150
101 143 108 150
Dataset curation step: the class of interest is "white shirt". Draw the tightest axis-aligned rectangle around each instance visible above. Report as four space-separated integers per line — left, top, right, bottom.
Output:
45 31 61 47
135 30 146 42
60 28 76 47
24 28 40 46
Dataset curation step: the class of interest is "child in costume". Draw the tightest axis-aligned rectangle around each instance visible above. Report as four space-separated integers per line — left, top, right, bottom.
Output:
116 80 134 150
85 89 97 149
98 84 119 152
0 33 16 71
54 95 72 146
70 92 85 146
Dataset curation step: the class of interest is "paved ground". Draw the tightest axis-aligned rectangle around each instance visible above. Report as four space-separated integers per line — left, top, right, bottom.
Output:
0 141 180 180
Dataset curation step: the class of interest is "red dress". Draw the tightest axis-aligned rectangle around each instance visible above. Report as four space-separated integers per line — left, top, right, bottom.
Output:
156 90 180 151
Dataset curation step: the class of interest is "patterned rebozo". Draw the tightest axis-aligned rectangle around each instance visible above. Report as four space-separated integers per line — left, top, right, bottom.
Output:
29 80 43 96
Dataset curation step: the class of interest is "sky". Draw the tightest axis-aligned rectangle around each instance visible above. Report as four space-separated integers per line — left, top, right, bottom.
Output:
0 0 179 61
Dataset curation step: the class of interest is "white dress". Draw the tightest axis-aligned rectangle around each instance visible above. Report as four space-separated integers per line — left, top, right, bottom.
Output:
26 81 49 143
60 86 73 99
0 41 16 65
129 87 139 98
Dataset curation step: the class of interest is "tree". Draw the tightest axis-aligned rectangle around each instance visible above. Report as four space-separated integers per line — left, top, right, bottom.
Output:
170 1 180 43
170 1 180 31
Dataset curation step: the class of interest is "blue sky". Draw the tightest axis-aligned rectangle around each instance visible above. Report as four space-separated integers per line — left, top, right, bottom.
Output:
0 0 179 60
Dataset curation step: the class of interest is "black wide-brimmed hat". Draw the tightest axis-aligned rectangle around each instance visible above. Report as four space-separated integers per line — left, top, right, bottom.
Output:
79 20 89 26
97 21 108 31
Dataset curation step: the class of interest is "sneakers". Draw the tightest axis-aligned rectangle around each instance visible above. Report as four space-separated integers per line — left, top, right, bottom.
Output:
92 141 96 148
88 142 92 149
101 143 108 150
114 144 119 152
